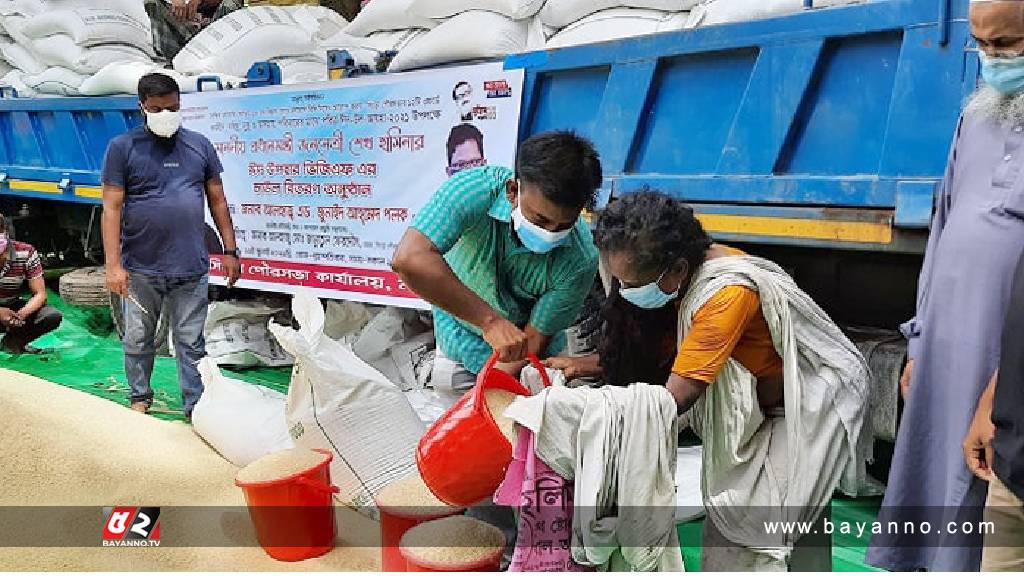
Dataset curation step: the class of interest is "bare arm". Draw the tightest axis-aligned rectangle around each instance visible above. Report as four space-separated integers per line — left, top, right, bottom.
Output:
963 370 998 481
392 227 528 362
102 183 128 296
666 373 710 415
543 353 602 380
205 177 240 287
17 275 47 319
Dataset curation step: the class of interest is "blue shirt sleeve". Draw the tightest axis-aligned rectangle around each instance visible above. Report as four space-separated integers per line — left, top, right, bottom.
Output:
101 137 127 188
202 135 224 181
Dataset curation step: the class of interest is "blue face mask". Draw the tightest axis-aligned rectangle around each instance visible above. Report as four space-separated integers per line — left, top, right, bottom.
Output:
620 268 681 309
511 203 572 254
981 54 1024 95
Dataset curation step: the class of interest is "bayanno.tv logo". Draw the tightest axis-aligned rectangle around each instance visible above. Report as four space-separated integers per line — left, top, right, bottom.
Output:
101 507 161 547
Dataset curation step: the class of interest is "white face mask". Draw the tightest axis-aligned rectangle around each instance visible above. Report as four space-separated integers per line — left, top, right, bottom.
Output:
145 109 182 138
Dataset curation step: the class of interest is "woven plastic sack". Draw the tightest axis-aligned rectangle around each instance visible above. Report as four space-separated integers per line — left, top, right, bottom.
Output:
686 0 855 27
409 0 545 19
388 10 543 72
32 35 151 73
269 292 426 519
173 6 316 76
24 66 86 95
22 8 153 52
0 69 37 96
539 0 697 28
320 28 427 67
287 4 349 41
343 0 436 37
0 41 43 74
192 358 294 468
546 8 690 50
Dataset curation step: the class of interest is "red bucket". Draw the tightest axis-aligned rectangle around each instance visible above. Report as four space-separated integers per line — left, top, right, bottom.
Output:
417 353 550 508
400 517 505 572
378 504 464 571
235 448 340 562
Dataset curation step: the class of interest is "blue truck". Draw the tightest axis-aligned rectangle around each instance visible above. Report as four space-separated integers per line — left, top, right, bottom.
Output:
0 0 976 328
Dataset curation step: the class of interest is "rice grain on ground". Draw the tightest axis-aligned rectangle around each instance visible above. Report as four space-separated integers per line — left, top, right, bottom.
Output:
0 369 380 571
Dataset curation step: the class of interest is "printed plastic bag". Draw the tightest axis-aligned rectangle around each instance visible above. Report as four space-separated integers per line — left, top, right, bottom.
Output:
495 427 592 572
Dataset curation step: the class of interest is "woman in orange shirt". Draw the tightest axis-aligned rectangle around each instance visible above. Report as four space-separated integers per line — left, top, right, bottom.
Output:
547 191 866 571
546 191 785 411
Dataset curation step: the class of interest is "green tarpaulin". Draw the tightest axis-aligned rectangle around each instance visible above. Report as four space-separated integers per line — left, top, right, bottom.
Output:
0 290 290 422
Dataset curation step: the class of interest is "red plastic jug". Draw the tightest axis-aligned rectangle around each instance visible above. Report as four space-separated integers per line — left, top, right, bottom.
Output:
416 352 550 508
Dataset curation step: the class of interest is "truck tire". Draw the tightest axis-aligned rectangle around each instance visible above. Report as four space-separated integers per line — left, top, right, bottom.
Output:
58 266 110 307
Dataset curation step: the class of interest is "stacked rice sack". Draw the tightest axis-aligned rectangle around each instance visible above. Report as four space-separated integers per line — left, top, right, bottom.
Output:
173 5 348 85
541 1 697 50
328 0 545 73
0 0 156 96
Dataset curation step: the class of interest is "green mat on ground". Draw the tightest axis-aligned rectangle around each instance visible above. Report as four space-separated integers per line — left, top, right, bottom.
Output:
0 290 292 422
3 290 884 571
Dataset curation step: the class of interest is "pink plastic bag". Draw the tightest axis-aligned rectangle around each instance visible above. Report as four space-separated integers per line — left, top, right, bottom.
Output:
495 427 593 572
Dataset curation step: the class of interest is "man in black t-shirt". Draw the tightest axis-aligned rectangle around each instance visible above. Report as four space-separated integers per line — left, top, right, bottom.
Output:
964 250 1024 571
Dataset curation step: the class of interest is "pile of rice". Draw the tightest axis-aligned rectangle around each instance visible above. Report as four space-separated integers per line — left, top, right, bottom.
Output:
375 472 462 517
483 388 519 444
400 515 505 567
236 448 328 484
0 370 380 571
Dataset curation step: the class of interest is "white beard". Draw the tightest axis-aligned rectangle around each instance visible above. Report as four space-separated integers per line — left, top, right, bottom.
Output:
965 84 1024 126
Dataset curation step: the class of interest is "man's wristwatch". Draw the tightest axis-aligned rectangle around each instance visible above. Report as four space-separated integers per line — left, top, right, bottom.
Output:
223 249 240 258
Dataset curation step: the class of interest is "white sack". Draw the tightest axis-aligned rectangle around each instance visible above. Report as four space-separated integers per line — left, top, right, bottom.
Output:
173 6 316 76
0 41 42 73
388 331 436 391
0 0 44 18
1 13 32 46
540 0 698 28
192 358 294 468
404 388 451 427
686 0 856 27
270 292 426 518
275 55 328 85
320 28 427 68
0 68 36 96
44 0 148 22
24 65 85 95
0 58 11 77
410 0 546 19
546 8 690 49
203 301 293 368
287 4 349 41
388 10 543 72
323 299 376 341
32 35 151 73
343 0 436 37
22 8 153 52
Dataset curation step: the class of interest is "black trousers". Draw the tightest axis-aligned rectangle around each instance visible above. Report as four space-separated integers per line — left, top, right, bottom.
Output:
0 298 62 350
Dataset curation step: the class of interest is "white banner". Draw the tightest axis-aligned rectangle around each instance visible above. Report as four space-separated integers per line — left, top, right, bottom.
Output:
184 62 525 308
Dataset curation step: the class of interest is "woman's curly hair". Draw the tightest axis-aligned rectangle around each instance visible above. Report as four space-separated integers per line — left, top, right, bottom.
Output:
593 191 713 386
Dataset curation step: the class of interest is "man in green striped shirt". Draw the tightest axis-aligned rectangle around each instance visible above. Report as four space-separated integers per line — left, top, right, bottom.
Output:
392 131 602 383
